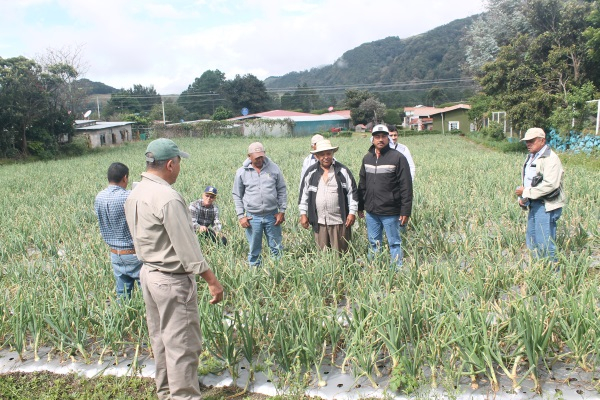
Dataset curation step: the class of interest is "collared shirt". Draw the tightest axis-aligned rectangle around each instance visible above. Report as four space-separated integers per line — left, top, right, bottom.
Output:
125 172 209 275
189 199 222 232
94 185 134 250
390 142 416 181
315 172 343 225
523 145 548 188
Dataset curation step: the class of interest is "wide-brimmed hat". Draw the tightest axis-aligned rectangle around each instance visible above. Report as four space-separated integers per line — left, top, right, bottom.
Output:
310 139 339 154
521 127 546 141
145 138 189 162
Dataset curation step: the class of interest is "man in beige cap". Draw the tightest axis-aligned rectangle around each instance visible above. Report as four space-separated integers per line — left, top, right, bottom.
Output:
125 138 223 400
299 139 358 252
233 142 287 266
515 128 565 261
300 134 325 185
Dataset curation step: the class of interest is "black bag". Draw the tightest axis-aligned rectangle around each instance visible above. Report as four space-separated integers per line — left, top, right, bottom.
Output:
531 174 561 200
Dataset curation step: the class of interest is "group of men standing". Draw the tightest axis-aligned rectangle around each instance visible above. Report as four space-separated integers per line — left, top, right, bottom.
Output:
92 124 564 399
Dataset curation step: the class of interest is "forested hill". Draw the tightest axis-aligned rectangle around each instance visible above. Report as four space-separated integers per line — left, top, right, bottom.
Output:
78 78 117 95
264 15 479 104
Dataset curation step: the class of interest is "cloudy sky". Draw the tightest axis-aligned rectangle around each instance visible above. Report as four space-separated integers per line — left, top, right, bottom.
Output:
0 0 485 94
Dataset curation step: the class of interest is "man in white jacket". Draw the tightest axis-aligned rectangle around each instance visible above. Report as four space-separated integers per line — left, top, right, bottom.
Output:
515 128 565 261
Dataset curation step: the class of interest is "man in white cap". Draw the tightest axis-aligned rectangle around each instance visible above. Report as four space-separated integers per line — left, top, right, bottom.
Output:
125 138 223 400
233 142 287 266
515 127 565 261
298 139 358 253
358 124 413 269
300 134 324 185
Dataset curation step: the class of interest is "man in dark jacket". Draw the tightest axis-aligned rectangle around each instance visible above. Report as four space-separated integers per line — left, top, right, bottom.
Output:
298 139 358 252
358 124 413 268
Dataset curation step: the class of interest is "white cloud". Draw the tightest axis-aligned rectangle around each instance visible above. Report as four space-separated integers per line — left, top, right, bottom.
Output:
0 0 485 93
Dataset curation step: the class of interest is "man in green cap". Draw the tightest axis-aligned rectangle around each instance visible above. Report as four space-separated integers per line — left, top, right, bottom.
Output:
125 138 223 400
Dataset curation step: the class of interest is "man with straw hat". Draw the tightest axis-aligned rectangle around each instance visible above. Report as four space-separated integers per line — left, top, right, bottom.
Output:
298 139 358 252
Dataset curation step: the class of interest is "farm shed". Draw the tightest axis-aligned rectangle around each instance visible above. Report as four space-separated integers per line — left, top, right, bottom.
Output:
429 104 472 133
229 110 351 137
75 120 134 148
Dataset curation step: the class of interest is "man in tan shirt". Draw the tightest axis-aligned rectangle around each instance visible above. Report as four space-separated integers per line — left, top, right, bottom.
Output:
125 138 223 400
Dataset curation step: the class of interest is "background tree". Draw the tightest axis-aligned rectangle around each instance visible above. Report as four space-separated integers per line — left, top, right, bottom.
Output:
35 45 89 117
148 99 188 123
222 74 270 116
212 106 233 121
178 69 226 118
0 56 74 157
344 89 373 125
104 84 161 118
359 97 387 125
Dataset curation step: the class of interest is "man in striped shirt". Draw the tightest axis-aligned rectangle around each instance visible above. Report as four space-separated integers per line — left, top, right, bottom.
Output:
94 162 142 297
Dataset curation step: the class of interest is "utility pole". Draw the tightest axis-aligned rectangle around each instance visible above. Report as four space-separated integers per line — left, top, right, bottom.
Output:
162 100 166 125
96 96 101 119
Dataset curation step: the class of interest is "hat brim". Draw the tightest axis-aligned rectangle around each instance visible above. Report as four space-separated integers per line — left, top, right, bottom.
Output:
372 131 389 135
179 150 190 158
311 146 339 154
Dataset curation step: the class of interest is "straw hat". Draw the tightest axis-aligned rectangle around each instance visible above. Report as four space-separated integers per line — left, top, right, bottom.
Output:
310 139 339 154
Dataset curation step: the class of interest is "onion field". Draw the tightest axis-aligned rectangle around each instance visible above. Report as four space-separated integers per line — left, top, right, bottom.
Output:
0 135 599 395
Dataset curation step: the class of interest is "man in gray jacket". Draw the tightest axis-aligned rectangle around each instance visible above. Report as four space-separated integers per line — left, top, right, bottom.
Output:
233 142 287 266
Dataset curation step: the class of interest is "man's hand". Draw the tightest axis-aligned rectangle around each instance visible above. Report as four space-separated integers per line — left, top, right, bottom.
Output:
515 186 524 197
519 198 528 207
199 270 224 305
358 210 365 219
239 216 252 228
274 212 285 226
197 225 208 233
345 214 356 228
399 215 409 226
300 214 310 229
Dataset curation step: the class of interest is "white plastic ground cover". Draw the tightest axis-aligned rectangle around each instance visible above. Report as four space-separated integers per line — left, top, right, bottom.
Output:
1 347 598 399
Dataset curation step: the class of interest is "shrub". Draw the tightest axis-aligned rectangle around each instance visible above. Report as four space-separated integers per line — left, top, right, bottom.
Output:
60 135 89 157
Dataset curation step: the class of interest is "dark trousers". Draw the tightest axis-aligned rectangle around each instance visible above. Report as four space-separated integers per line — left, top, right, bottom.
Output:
200 228 228 246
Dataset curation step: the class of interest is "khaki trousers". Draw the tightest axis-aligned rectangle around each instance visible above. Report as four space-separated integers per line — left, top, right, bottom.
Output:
140 265 202 400
315 224 351 252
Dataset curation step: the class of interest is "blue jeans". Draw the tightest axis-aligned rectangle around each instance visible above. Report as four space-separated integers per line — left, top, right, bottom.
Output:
110 253 142 297
245 212 283 266
365 213 403 268
526 201 562 260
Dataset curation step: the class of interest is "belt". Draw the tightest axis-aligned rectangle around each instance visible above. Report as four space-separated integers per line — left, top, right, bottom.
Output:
110 248 136 255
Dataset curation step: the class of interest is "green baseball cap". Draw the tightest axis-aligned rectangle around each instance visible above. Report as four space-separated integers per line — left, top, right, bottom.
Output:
145 138 189 162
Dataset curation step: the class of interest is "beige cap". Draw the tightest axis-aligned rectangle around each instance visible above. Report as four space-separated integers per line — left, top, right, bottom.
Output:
247 142 265 156
310 134 324 145
310 139 339 154
521 127 546 141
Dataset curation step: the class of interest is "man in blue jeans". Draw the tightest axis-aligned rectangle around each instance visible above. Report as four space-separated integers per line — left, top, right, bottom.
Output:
358 125 413 268
94 162 142 297
233 142 287 266
515 127 565 260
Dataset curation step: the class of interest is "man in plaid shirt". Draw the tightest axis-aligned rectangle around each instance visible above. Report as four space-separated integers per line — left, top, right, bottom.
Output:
189 186 227 245
94 162 142 297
